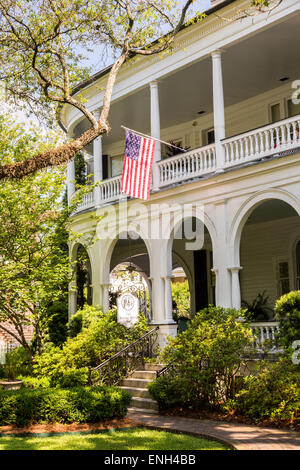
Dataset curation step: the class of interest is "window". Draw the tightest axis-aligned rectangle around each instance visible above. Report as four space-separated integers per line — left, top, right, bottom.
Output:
287 99 300 118
270 103 281 123
111 155 123 177
277 261 290 296
203 128 215 146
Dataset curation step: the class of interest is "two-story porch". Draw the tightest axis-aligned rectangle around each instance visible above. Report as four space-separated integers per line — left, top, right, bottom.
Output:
64 0 300 346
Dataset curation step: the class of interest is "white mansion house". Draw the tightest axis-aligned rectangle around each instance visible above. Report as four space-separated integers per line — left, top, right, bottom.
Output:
61 0 300 347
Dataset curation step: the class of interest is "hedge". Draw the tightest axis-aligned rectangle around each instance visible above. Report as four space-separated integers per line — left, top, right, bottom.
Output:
0 386 131 427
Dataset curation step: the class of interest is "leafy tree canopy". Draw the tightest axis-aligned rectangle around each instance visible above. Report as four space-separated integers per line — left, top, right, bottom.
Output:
0 0 280 179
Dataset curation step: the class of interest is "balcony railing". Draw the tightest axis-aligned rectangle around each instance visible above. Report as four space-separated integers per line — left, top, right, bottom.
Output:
249 321 280 353
223 114 300 168
99 175 122 203
158 143 216 187
72 115 300 214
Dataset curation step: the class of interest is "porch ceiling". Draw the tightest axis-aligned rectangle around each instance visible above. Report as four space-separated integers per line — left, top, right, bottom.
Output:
73 11 300 152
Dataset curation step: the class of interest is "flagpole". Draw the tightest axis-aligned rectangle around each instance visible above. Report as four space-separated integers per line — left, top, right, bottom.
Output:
121 125 188 152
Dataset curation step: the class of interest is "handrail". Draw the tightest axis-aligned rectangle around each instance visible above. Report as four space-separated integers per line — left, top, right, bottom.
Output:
90 327 159 373
88 326 159 386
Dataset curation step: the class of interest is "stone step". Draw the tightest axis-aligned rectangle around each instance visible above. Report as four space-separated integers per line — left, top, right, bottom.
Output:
120 386 152 399
131 396 158 411
121 378 150 389
144 363 166 372
128 407 158 415
131 370 157 380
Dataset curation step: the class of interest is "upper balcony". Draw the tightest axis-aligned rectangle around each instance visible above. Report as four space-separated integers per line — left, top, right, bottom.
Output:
74 113 300 213
65 1 300 215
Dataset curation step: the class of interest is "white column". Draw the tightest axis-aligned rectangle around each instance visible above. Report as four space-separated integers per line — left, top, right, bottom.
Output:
150 81 161 191
68 279 77 320
67 159 76 206
229 266 243 310
164 275 174 322
100 283 110 313
93 109 103 206
211 50 226 171
149 239 177 349
213 201 232 308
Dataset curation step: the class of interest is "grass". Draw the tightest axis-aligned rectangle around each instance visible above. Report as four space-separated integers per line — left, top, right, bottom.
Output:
0 428 230 450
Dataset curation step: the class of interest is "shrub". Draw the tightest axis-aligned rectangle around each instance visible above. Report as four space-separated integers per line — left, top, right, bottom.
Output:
46 300 69 346
56 367 89 388
224 358 300 424
151 306 253 408
0 386 131 427
275 291 300 350
33 307 149 385
18 375 51 389
148 376 192 410
68 305 105 338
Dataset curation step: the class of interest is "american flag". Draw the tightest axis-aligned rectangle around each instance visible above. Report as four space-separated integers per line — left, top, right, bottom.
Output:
121 130 156 200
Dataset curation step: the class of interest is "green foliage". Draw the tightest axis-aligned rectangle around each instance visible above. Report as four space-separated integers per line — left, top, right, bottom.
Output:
0 386 131 426
224 358 300 424
4 347 32 381
18 375 51 389
46 301 69 347
0 115 70 355
33 307 149 386
274 291 300 350
57 368 89 388
148 376 192 410
68 305 105 338
171 280 191 320
153 306 253 407
242 291 274 322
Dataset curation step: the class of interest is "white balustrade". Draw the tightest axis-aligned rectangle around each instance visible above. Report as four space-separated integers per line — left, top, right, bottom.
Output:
72 115 300 212
222 115 300 167
75 189 95 213
99 175 122 202
250 322 280 352
73 175 123 214
158 144 216 187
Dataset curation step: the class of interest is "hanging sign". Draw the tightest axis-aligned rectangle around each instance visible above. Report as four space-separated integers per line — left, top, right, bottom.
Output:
117 293 139 328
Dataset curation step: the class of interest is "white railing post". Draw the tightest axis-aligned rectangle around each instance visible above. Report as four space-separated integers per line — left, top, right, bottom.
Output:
150 80 161 191
211 50 226 172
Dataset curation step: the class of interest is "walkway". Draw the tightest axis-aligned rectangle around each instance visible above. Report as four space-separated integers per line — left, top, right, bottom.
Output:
128 410 300 450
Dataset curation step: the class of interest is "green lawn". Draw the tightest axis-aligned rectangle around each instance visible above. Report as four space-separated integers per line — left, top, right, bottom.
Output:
0 428 229 450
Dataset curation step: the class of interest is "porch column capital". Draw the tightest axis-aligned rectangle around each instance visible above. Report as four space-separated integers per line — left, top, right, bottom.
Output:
228 266 243 273
211 49 225 59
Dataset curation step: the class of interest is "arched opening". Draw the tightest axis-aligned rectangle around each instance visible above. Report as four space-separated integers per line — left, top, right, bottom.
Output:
239 199 300 320
171 216 214 318
109 233 151 321
76 244 92 309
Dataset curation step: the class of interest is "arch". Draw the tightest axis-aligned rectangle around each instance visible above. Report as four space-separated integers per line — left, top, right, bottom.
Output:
230 189 300 266
69 241 93 309
101 225 152 286
165 207 217 257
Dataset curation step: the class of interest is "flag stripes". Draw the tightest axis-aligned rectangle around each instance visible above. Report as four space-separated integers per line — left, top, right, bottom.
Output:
121 130 155 200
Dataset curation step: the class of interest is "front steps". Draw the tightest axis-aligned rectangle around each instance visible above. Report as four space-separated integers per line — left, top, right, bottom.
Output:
120 363 165 414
